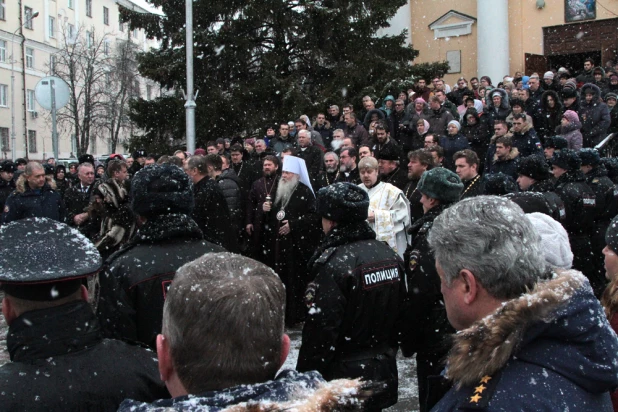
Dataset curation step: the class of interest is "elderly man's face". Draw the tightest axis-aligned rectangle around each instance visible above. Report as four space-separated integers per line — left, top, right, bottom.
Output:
78 166 95 186
342 138 354 149
437 261 473 331
27 167 46 189
297 132 311 148
281 170 297 182
324 154 338 172
378 159 396 175
255 141 266 153
528 78 539 91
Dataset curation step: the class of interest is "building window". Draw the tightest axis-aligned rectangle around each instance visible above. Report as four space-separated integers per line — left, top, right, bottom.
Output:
146 85 152 100
103 6 109 25
86 31 93 48
68 24 75 41
0 0 5 21
85 0 92 17
0 40 5 63
132 29 138 39
133 80 140 97
0 84 7 107
103 40 110 55
68 0 74 10
28 130 37 153
49 55 56 74
25 7 34 29
71 133 76 153
0 128 9 151
49 16 56 38
26 48 34 69
27 90 35 112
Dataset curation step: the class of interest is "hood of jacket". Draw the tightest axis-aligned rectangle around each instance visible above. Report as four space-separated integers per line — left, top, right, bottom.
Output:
486 88 510 111
493 146 519 163
445 270 618 392
541 90 563 111
489 131 513 145
118 370 373 411
364 109 386 127
461 108 480 127
581 83 603 103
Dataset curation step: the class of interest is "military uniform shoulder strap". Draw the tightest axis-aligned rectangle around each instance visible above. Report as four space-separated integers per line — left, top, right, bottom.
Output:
315 247 337 265
457 372 502 410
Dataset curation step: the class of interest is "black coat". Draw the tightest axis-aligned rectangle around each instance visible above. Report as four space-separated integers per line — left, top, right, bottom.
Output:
404 178 424 224
335 167 361 185
245 175 278 266
460 175 485 200
1 182 65 225
402 204 455 412
0 179 14 211
0 301 168 411
511 127 543 158
216 169 243 227
297 145 324 180
461 109 491 168
485 148 520 180
96 214 225 348
297 221 406 410
63 183 100 238
381 167 408 191
192 176 235 250
528 179 567 224
579 84 611 147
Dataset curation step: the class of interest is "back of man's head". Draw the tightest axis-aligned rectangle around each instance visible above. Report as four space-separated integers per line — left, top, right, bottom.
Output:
428 196 545 300
162 253 286 394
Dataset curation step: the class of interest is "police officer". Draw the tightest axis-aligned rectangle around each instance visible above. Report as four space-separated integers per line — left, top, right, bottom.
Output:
551 149 603 295
0 218 168 410
296 182 406 411
401 167 463 412
517 155 566 224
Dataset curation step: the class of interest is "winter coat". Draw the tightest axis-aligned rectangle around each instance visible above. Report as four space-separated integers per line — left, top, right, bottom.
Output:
429 270 618 412
54 177 70 198
579 83 611 147
556 112 584 150
92 178 135 259
0 300 169 411
192 176 236 250
343 123 370 146
460 174 485 200
439 133 470 171
528 178 567 224
426 107 454 136
380 166 408 192
297 221 406 410
335 166 361 185
363 109 387 131
63 182 100 236
313 121 333 149
119 370 369 412
577 68 595 86
511 122 543 158
610 105 618 134
485 147 520 180
0 178 15 212
483 88 510 125
269 135 297 154
96 213 225 349
389 109 414 152
245 175 278 267
461 108 491 166
297 145 324 180
216 168 243 228
1 180 65 225
537 90 563 141
402 204 455 412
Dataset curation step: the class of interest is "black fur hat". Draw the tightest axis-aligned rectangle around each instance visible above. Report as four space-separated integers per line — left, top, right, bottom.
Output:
316 182 369 224
606 216 618 253
577 148 601 167
131 164 194 218
483 173 518 196
517 156 550 181
0 160 16 173
507 192 552 217
78 154 95 165
551 149 581 171
544 136 568 150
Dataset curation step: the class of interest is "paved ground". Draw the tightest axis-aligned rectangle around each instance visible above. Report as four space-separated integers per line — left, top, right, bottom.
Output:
282 325 419 411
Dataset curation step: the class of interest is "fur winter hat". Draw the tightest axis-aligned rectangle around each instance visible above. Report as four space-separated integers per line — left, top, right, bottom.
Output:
606 216 618 254
526 212 573 269
78 154 95 165
605 92 617 102
517 156 550 181
578 148 601 167
316 182 369 224
544 136 568 150
507 192 553 217
551 149 581 171
131 149 146 160
376 145 400 161
417 168 463 203
131 164 194 218
483 173 518 196
0 160 16 173
602 157 618 183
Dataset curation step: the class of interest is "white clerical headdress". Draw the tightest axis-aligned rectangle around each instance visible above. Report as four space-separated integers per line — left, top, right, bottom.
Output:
282 156 314 196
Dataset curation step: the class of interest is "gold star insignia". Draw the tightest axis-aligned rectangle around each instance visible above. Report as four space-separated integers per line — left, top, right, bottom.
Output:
475 384 486 394
470 394 482 403
480 375 492 384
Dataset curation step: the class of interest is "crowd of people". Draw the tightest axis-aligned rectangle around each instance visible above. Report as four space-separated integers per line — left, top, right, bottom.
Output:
1 59 618 411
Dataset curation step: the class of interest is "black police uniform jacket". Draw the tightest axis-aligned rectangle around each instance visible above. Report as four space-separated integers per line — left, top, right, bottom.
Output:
96 213 225 349
0 300 168 411
296 220 407 410
402 204 455 412
1 182 65 225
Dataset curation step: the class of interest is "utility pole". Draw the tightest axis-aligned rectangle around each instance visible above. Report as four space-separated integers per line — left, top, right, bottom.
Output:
184 0 196 154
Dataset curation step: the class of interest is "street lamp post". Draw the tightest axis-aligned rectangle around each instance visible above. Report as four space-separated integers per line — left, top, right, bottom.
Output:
184 0 195 154
10 10 39 161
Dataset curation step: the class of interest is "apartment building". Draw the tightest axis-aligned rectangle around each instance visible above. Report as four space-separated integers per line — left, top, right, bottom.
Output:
0 0 163 160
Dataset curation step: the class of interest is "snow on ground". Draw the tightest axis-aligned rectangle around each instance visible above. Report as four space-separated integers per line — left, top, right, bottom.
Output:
282 325 419 412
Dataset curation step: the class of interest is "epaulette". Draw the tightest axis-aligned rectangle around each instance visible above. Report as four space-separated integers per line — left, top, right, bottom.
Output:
418 221 433 235
315 247 336 265
457 372 501 410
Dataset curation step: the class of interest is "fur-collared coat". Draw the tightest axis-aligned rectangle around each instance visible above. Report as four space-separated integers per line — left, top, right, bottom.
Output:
485 147 520 180
92 178 135 259
429 270 618 411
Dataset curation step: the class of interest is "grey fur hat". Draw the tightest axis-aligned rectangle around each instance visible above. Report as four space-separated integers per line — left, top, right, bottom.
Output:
417 168 463 203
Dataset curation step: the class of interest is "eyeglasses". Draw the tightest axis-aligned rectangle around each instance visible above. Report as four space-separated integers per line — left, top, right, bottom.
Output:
395 103 404 106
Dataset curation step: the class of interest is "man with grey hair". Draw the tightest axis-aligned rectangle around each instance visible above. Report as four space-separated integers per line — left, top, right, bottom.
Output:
63 162 99 238
315 151 339 189
426 196 618 411
119 253 367 410
296 129 323 181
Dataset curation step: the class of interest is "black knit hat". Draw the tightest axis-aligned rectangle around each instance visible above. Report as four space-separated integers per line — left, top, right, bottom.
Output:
518 156 550 181
551 149 581 171
577 148 601 167
606 216 618 253
78 154 95 165
605 92 617 102
316 182 369 224
544 136 568 150
417 168 463 203
483 173 518 196
131 164 194 218
0 160 16 173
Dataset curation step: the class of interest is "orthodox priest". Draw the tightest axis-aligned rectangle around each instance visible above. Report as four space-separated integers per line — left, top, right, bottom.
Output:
359 156 411 259
269 156 322 326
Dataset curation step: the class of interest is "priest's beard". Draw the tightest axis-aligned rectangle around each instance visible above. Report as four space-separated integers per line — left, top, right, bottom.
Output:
275 174 300 206
331 139 344 151
325 165 338 173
